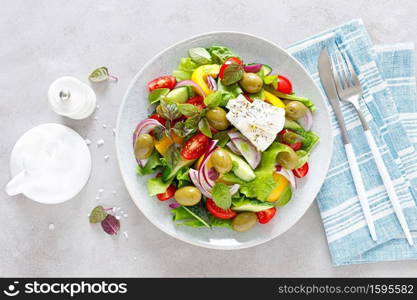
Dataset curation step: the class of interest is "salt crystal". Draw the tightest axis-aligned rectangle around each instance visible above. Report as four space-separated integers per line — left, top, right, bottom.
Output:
123 231 129 239
97 139 104 147
102 124 107 129
85 139 92 145
123 214 128 218
104 154 110 161
133 256 137 260
112 190 117 195
96 105 100 109
95 196 100 201
112 128 116 135
120 210 124 214
48 223 55 231
98 188 104 194
116 215 121 220
94 116 99 121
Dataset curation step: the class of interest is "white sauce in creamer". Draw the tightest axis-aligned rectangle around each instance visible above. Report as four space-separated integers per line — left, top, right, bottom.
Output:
6 123 91 204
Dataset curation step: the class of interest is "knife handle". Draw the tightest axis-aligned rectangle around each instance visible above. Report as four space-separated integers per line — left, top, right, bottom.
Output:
344 143 377 241
364 130 414 245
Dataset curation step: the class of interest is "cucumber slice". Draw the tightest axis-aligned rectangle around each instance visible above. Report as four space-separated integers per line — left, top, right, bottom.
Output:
257 64 272 77
166 86 189 103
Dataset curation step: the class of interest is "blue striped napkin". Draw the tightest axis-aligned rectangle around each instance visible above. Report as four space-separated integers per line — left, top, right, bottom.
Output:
286 19 417 265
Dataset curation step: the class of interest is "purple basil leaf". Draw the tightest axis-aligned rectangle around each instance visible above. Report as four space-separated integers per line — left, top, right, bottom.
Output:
101 215 120 235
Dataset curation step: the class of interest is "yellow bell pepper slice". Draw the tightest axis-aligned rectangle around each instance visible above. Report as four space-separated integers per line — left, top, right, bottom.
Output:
266 172 289 202
191 64 220 96
264 90 285 108
154 132 183 155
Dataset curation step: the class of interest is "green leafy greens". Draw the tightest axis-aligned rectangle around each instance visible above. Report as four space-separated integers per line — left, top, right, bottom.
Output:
211 183 232 209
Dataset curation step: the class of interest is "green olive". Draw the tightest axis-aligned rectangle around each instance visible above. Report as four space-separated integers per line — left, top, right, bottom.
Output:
239 72 263 93
134 133 154 159
174 186 202 206
206 107 230 130
285 101 307 120
210 148 233 174
232 212 257 232
276 146 299 169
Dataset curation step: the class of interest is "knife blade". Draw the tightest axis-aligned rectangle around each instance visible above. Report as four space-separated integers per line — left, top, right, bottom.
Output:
318 48 349 145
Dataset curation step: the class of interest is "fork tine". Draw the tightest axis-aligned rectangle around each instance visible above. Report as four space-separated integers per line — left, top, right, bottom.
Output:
331 52 344 96
336 51 351 89
344 53 361 87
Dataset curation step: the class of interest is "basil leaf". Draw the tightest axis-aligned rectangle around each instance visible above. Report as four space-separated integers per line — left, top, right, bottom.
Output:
198 118 212 138
148 88 170 105
158 100 181 120
88 67 110 82
207 46 239 64
211 183 232 209
152 125 169 141
213 130 230 147
221 63 243 86
177 103 199 117
164 143 181 169
89 206 108 224
203 91 222 108
188 47 212 65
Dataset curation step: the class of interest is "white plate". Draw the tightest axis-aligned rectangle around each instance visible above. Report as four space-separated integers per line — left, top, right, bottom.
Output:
116 32 333 250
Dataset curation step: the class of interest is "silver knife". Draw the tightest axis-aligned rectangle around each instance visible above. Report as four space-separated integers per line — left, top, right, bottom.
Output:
318 48 377 241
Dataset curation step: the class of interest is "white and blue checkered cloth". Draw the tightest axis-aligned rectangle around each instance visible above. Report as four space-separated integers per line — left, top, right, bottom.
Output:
287 19 417 265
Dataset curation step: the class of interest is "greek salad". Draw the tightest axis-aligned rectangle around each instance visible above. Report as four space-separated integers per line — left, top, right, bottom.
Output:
133 46 319 232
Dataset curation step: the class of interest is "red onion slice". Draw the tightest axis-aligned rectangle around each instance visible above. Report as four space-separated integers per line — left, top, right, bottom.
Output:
297 109 313 131
169 202 181 209
175 80 205 97
189 169 212 198
207 168 219 181
243 63 262 73
275 168 296 189
227 132 261 169
207 76 218 91
133 118 164 167
226 141 242 155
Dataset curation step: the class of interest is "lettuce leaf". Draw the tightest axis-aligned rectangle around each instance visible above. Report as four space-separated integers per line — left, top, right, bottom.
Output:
175 167 191 188
171 203 210 228
207 45 239 64
240 142 292 201
217 79 242 106
147 176 172 196
172 57 198 80
209 215 232 228
136 151 163 176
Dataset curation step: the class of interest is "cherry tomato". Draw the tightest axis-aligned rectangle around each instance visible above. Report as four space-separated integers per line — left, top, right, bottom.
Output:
277 129 303 151
293 162 309 178
149 114 166 125
147 76 176 92
219 57 243 79
256 207 277 224
186 96 206 111
276 75 293 94
171 115 187 127
206 199 237 219
180 133 210 160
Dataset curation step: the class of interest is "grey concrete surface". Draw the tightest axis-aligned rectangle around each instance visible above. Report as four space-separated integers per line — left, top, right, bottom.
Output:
1 0 417 277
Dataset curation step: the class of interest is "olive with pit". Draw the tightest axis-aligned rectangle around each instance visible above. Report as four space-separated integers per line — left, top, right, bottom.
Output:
232 212 257 232
210 148 233 174
239 72 263 93
134 133 155 159
285 101 307 120
174 186 202 206
276 146 299 170
206 107 230 130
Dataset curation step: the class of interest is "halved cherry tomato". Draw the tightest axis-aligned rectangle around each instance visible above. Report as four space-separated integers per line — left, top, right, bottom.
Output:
276 75 293 94
219 57 243 79
206 199 237 219
277 129 303 151
147 76 176 92
180 133 210 160
149 114 166 125
256 207 277 224
186 96 206 111
156 184 176 201
293 162 309 178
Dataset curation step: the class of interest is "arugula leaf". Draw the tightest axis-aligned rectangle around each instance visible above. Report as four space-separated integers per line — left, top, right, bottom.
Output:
188 47 212 65
177 219 207 227
148 88 170 105
147 176 173 196
171 203 210 228
207 46 239 64
211 183 232 209
184 204 210 227
213 130 230 147
172 57 198 80
136 151 162 175
198 118 212 138
177 103 199 117
209 215 232 228
203 91 222 108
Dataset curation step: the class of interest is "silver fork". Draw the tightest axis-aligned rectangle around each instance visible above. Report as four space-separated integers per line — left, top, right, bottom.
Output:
333 51 414 246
